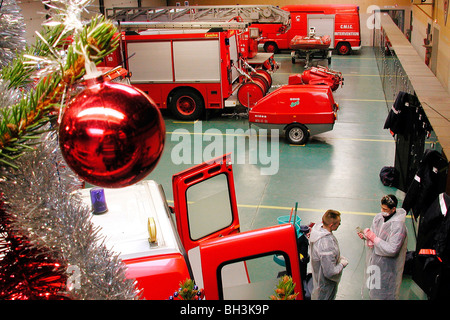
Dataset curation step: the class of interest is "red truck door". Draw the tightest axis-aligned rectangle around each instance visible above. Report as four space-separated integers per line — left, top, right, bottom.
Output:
289 12 305 38
172 154 302 300
199 223 303 300
172 153 240 254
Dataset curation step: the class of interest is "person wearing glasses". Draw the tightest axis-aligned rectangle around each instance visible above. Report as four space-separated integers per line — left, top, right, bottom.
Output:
358 194 408 299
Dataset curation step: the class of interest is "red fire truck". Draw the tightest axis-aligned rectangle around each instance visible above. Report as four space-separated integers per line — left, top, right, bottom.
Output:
101 23 277 120
254 4 361 55
81 154 303 300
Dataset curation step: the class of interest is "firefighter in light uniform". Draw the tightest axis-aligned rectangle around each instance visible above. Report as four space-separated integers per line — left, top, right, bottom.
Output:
309 210 348 300
360 194 408 300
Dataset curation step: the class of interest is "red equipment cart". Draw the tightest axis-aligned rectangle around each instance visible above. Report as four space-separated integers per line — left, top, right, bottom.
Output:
288 66 344 92
249 85 339 145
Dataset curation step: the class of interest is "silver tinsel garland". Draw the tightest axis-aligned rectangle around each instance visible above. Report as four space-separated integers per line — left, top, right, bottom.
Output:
0 131 141 299
0 78 22 108
0 0 26 68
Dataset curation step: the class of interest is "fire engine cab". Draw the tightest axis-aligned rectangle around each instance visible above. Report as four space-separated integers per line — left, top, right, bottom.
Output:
80 154 303 300
254 4 361 55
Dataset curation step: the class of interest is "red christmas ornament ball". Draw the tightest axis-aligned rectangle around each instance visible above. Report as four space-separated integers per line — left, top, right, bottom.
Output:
59 79 165 188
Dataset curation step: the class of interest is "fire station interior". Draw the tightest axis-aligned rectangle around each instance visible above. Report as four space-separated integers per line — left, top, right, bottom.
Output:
17 0 450 300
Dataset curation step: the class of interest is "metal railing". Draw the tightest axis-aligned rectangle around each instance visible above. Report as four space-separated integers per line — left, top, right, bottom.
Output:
372 15 448 194
373 25 414 109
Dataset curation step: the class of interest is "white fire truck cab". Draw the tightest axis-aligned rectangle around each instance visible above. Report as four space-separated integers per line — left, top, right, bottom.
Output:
80 154 303 300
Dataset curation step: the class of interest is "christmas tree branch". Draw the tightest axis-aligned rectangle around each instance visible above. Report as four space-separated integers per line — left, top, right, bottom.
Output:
1 0 140 300
0 15 118 170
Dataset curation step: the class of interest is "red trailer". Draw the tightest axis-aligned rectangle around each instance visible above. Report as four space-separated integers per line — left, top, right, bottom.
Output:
81 154 303 300
254 4 361 55
249 85 338 145
289 30 332 65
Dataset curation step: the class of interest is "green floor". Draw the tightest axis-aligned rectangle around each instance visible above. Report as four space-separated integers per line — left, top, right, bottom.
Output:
145 47 428 300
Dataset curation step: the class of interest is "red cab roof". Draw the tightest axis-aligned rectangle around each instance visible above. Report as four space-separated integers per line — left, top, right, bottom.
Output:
282 4 359 13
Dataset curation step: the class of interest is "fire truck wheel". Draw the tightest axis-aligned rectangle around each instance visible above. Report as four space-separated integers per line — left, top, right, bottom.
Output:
169 89 204 121
336 42 351 55
264 42 279 53
285 123 310 145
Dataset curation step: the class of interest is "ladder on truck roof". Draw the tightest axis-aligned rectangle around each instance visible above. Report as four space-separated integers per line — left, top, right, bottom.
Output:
106 5 290 25
116 21 250 31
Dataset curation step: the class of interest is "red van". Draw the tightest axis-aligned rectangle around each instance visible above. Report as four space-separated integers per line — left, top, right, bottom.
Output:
254 4 361 55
